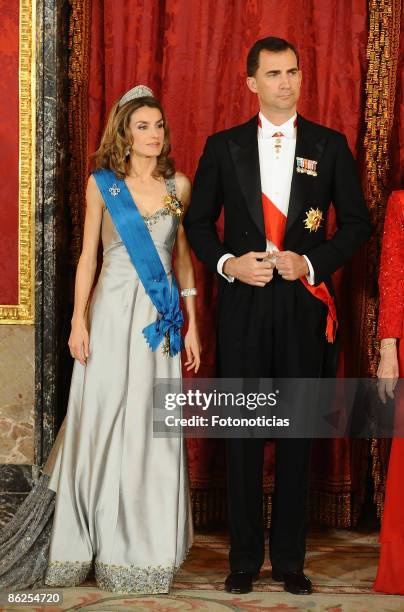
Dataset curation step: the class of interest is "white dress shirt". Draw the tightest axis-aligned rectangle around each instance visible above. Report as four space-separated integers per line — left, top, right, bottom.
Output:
218 111 315 284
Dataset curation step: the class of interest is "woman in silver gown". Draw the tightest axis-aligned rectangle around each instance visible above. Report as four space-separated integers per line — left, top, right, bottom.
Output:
0 85 200 594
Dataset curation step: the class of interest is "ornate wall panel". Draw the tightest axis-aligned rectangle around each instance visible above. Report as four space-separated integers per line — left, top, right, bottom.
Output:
0 0 36 324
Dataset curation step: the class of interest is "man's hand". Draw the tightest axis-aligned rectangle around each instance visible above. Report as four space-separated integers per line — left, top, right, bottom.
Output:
223 252 274 286
275 251 309 281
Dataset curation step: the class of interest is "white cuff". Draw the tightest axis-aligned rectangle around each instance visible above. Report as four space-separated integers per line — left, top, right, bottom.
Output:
217 253 235 282
303 255 315 285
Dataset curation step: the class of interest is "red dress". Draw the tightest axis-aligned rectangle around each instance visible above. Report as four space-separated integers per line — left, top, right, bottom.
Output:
374 191 404 594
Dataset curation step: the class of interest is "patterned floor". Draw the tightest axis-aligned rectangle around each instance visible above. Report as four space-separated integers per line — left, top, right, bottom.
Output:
3 528 404 611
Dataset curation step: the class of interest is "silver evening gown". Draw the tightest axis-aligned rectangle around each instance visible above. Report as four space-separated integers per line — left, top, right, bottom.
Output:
0 178 193 594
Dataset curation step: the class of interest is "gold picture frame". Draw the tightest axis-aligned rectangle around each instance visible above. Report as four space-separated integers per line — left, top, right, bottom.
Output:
0 0 36 324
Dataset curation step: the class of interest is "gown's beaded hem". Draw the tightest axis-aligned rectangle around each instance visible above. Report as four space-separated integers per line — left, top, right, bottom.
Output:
94 561 174 593
45 560 92 587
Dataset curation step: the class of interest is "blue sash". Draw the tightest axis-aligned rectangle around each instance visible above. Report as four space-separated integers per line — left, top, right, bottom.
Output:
92 168 183 357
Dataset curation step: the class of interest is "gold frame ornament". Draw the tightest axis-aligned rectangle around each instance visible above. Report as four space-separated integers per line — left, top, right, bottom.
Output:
0 0 36 324
304 207 323 232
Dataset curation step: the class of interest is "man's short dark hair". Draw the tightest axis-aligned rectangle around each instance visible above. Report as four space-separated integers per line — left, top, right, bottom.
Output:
247 36 299 77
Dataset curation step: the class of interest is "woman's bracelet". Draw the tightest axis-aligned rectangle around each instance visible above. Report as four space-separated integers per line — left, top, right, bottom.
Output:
180 287 197 297
380 340 397 351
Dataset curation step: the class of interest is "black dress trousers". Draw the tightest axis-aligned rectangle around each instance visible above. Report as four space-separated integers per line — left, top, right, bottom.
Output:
219 272 338 573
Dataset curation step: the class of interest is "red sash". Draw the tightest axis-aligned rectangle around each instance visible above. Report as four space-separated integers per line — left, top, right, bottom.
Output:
262 193 338 343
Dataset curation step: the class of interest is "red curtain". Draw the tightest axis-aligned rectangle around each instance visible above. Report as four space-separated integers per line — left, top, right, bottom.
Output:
85 0 371 526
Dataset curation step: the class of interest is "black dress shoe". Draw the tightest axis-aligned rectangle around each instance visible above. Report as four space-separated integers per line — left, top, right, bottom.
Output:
272 569 312 595
224 571 259 594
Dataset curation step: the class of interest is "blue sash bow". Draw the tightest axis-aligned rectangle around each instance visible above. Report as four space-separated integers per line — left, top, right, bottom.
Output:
92 168 184 357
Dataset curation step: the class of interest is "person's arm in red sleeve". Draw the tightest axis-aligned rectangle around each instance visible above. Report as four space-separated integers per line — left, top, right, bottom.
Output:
378 192 404 340
377 191 404 402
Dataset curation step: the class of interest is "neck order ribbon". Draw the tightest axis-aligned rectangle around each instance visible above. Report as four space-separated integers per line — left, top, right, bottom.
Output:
92 168 184 357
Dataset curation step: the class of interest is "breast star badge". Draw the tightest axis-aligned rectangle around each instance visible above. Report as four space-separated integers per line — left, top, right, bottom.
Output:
304 207 323 232
164 194 184 217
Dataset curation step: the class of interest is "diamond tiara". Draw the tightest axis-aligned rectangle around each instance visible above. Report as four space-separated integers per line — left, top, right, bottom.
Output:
118 84 154 108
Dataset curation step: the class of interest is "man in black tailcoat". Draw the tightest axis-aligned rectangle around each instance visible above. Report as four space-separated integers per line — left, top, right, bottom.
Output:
184 37 371 595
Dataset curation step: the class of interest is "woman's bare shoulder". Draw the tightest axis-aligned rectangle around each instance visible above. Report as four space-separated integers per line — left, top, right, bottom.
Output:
174 172 191 201
86 173 105 208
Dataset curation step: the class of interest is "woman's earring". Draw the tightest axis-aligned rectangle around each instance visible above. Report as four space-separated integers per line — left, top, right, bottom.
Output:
125 147 131 160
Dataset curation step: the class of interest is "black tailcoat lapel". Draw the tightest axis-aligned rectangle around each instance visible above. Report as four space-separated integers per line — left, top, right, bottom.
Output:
228 116 265 238
286 115 327 233
227 114 327 239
